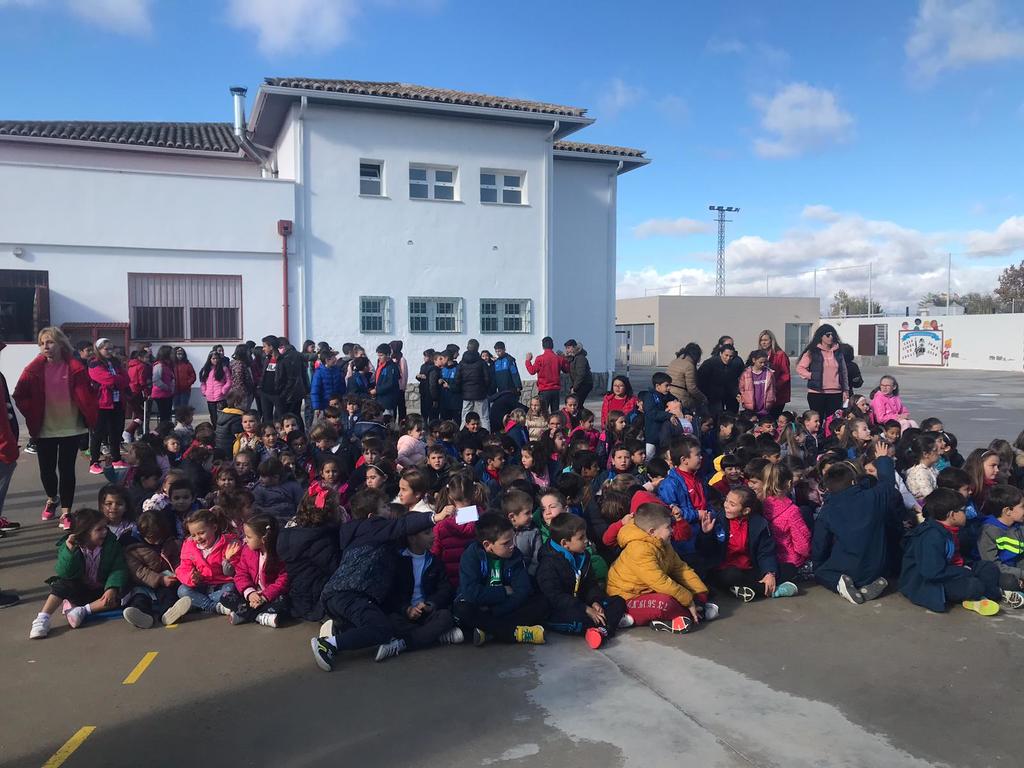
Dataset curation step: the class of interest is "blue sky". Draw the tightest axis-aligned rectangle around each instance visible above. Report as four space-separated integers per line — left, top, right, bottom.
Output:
2 0 1023 309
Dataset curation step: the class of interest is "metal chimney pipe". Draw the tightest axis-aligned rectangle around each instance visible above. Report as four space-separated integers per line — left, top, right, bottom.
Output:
230 86 247 137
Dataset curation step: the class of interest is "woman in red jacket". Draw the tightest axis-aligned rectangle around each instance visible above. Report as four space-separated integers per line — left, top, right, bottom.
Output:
173 347 196 410
87 338 130 474
757 329 791 416
13 326 98 526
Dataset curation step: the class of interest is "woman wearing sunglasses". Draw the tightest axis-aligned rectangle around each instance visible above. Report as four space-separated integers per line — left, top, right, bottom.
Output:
796 324 849 424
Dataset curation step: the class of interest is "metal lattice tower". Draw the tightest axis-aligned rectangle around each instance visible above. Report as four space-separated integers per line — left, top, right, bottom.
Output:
709 205 739 296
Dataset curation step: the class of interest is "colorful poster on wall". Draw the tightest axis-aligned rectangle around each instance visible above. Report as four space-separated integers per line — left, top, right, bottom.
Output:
898 329 944 366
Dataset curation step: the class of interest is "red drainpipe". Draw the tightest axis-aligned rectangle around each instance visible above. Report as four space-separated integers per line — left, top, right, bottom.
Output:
277 220 293 338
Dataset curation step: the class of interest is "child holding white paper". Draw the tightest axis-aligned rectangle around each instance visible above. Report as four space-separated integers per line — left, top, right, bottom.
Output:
431 474 490 588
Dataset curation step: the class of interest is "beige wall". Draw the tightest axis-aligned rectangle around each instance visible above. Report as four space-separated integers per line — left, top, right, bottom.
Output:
616 295 821 365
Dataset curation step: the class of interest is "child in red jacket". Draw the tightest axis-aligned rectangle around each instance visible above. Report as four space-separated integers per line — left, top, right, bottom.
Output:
224 514 289 628
431 474 489 587
175 509 241 615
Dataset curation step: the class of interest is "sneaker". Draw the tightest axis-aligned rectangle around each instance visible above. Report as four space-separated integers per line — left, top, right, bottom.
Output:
161 596 191 626
858 577 888 602
374 638 407 662
29 613 50 639
796 561 815 581
772 581 799 598
66 606 87 629
41 499 57 521
123 607 154 629
702 602 720 621
24 441 37 455
311 636 337 672
0 517 21 532
213 602 233 617
111 460 128 470
1001 590 1024 609
650 615 693 634
472 628 490 647
121 431 134 444
729 585 757 603
513 625 546 644
227 611 246 625
318 619 335 638
837 574 865 605
618 613 636 629
962 599 1000 617
438 627 465 645
88 463 104 475
585 626 608 649
58 515 71 531
255 612 279 628
0 591 20 609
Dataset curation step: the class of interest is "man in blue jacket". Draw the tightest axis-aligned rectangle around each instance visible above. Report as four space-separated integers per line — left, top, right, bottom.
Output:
488 341 522 432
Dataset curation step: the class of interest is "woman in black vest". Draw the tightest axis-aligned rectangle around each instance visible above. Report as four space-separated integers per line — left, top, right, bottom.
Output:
795 324 849 421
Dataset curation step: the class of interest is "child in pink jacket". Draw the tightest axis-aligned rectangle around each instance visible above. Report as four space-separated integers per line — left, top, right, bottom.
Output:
176 509 241 615
226 514 289 628
760 464 811 582
870 375 917 432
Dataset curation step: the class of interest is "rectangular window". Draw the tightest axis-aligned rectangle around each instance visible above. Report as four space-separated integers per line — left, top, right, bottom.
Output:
359 296 390 334
480 170 524 205
784 323 812 357
409 164 457 201
0 269 49 343
408 297 463 334
480 298 531 333
360 161 383 196
128 273 241 342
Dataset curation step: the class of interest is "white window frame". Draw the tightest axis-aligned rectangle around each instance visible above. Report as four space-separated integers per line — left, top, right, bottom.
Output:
408 297 463 334
480 298 532 334
409 164 457 201
359 295 390 334
480 169 525 205
359 160 384 197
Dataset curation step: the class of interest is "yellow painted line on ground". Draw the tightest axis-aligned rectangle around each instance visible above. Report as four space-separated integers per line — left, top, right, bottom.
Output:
122 651 158 685
42 726 95 768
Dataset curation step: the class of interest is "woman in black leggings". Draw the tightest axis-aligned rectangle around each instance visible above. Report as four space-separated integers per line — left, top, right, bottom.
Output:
13 326 97 528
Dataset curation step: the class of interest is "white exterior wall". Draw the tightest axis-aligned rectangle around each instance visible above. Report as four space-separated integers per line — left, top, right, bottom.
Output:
0 161 294 395
298 104 550 365
0 140 257 177
825 315 1024 372
552 157 617 374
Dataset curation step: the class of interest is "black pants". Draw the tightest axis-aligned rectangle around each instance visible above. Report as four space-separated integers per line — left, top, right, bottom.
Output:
221 592 291 623
546 595 627 637
944 561 1001 603
259 393 279 423
489 392 518 433
125 585 179 617
387 607 455 650
807 392 844 420
36 435 81 508
155 397 172 424
439 406 461 423
91 405 125 463
283 399 304 419
46 577 106 605
709 567 764 599
539 390 560 417
453 594 549 642
572 384 593 408
323 592 393 651
396 392 407 422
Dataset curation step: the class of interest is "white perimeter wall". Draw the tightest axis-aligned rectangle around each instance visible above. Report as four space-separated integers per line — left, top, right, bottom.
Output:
826 314 1024 372
552 157 617 374
0 161 294 393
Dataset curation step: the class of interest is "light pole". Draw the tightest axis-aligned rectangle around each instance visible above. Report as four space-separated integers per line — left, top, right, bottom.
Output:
709 205 739 297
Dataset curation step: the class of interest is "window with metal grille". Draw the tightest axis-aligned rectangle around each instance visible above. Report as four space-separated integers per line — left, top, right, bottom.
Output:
360 161 383 196
480 170 524 205
128 273 241 342
359 296 390 333
0 269 49 342
480 298 531 333
408 297 462 333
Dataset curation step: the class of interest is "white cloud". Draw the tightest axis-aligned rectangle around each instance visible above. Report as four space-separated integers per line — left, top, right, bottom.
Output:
226 0 360 55
655 94 689 123
633 217 711 239
618 209 1017 311
752 83 853 158
598 77 644 119
965 215 1024 254
67 0 151 34
706 36 746 55
906 0 1024 81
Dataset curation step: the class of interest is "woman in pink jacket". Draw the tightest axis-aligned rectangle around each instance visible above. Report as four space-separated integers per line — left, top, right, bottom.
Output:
870 375 917 432
795 324 849 419
199 349 233 426
759 464 811 581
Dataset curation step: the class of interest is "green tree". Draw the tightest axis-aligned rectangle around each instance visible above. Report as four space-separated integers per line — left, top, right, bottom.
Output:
830 290 883 316
995 260 1024 302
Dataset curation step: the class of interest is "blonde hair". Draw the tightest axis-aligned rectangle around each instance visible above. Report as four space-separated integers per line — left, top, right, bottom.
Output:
758 329 780 354
37 326 74 360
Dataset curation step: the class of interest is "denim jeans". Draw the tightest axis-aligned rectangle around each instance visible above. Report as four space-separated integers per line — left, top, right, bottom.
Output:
178 582 237 612
0 458 15 516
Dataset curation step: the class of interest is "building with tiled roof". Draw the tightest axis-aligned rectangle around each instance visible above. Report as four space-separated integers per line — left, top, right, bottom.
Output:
0 76 648 392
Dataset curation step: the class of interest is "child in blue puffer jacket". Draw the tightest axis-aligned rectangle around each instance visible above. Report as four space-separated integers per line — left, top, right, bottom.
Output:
310 350 345 416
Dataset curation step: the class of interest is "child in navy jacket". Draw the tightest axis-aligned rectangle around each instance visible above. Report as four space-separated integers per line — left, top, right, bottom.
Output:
899 488 1001 616
453 513 548 645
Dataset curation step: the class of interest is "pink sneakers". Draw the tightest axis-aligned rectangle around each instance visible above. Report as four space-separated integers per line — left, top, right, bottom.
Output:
41 499 57 521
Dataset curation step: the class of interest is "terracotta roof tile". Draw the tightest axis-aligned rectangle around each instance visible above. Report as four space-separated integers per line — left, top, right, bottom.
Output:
265 77 587 118
0 121 240 153
553 140 646 158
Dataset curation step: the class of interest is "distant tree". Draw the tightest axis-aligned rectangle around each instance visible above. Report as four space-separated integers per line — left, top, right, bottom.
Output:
918 290 1000 314
830 290 883 316
996 260 1024 302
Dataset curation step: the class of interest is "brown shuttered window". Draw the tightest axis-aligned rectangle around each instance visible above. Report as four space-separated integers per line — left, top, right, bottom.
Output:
128 273 241 342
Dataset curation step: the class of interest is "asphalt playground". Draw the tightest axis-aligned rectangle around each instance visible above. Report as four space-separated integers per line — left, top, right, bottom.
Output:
1 362 1022 768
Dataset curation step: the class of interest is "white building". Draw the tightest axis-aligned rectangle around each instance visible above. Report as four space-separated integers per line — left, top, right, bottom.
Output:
0 77 648 390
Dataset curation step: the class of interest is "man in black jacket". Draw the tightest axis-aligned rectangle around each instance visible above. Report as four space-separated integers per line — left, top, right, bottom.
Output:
275 337 308 418
454 338 491 427
564 339 593 406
